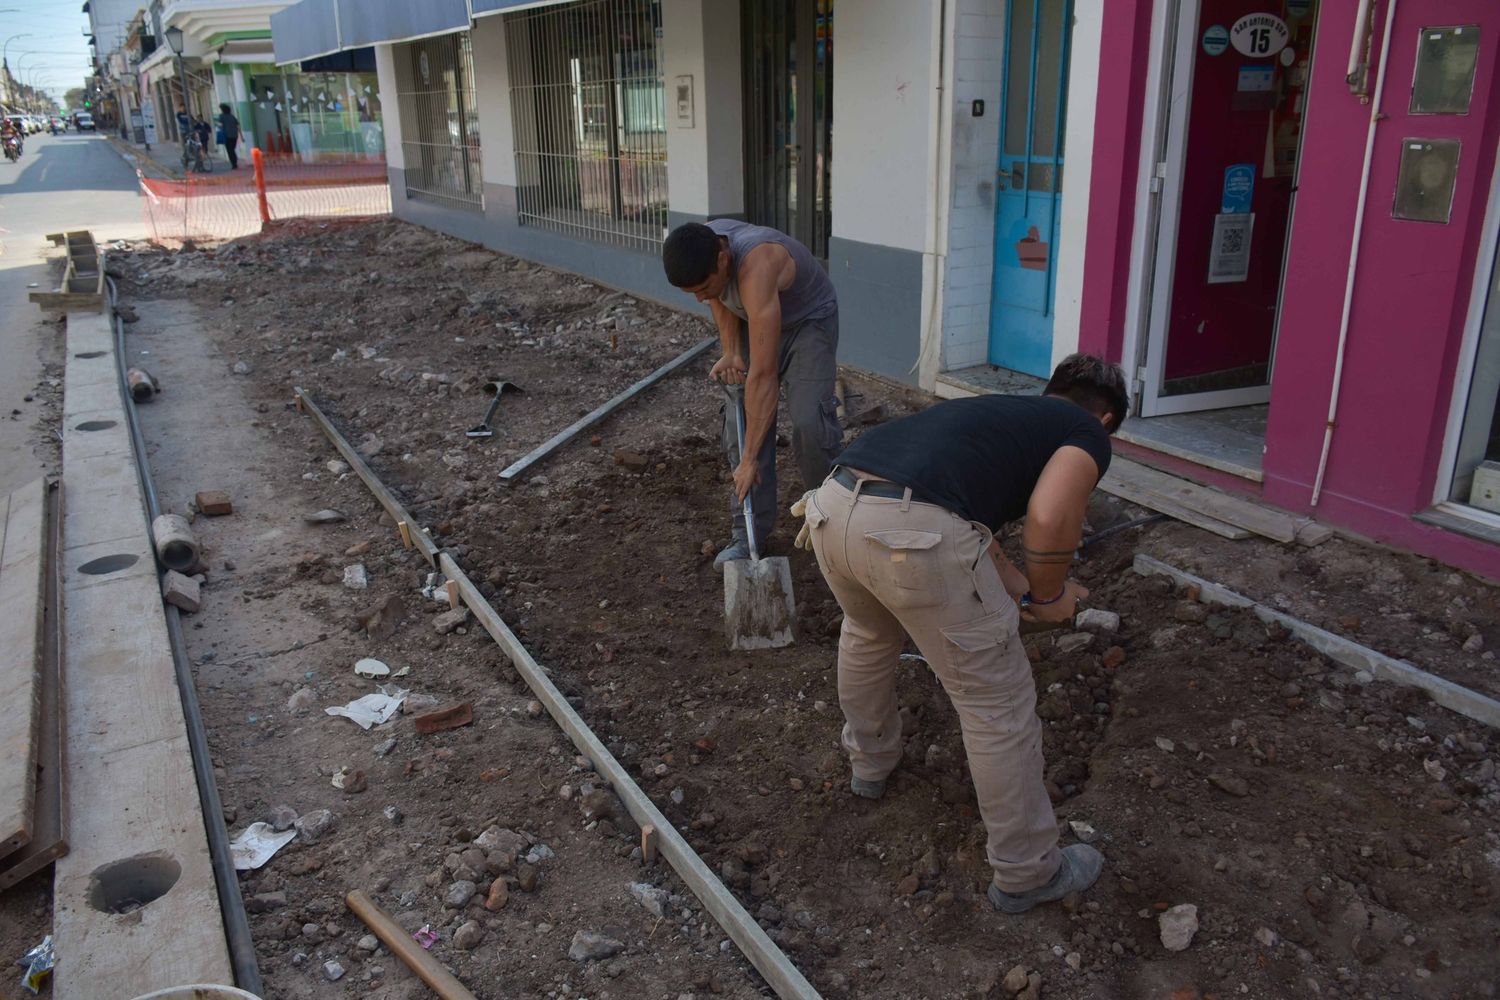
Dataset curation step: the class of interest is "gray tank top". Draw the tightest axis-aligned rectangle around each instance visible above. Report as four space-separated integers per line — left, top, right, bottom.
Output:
707 219 837 329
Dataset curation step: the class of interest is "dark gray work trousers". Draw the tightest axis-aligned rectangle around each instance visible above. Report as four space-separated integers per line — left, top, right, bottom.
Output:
721 311 842 544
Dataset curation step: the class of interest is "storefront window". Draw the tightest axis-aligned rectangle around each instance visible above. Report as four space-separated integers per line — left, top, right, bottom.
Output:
1450 244 1500 514
247 65 382 159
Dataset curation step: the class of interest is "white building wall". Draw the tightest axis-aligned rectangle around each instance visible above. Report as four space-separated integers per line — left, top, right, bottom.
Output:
469 16 516 188
661 0 742 220
1051 0 1101 371
831 0 939 254
941 0 1004 372
89 0 144 68
373 43 403 170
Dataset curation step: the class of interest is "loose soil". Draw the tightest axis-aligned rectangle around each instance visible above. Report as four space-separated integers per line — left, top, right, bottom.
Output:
102 219 1499 1000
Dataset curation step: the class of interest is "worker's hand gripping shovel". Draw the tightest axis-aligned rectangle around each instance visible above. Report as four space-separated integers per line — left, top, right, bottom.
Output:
720 382 796 650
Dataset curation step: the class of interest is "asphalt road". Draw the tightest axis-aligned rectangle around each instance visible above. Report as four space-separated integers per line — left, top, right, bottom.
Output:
0 131 146 494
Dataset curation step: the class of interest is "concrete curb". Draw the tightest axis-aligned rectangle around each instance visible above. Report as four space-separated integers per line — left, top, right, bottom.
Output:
104 134 179 181
1133 552 1500 731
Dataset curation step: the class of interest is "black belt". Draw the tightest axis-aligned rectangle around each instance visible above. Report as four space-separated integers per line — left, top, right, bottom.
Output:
833 466 908 500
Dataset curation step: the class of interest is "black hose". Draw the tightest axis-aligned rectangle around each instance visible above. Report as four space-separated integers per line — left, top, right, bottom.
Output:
108 276 264 995
1080 512 1169 549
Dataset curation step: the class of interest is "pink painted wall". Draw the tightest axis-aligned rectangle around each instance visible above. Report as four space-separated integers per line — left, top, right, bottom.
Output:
1079 0 1500 578
1264 0 1500 577
1077 0 1153 362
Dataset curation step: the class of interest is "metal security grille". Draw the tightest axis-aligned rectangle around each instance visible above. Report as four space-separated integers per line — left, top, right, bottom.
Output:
505 0 668 251
395 33 482 211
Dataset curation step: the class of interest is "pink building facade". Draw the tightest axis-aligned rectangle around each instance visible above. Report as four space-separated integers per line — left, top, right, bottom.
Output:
1076 0 1500 579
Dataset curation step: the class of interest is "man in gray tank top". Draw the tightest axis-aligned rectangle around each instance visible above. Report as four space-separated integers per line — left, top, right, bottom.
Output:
663 220 841 567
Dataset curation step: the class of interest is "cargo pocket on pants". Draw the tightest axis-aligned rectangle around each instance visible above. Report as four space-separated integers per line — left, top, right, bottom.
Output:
864 529 947 609
820 394 843 453
938 609 1018 697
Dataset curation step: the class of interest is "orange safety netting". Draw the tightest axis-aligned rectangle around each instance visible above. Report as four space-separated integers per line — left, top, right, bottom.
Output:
139 152 392 245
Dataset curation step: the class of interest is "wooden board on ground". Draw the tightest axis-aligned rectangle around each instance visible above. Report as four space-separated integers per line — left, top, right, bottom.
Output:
1101 456 1298 542
0 481 67 890
0 478 47 863
1100 460 1249 541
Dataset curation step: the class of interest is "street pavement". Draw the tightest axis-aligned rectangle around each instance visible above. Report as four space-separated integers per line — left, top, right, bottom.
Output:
0 131 147 495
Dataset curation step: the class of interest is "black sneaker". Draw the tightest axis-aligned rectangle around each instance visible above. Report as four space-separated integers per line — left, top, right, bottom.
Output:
987 844 1104 914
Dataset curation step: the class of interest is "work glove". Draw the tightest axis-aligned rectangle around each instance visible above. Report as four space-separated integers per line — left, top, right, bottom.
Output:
789 491 817 551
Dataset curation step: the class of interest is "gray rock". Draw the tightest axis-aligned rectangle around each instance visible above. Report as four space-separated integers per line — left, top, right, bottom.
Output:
266 804 299 831
383 804 403 825
1209 773 1250 797
1159 903 1199 951
286 686 317 713
1075 608 1120 632
525 844 556 865
629 882 670 919
1255 926 1279 948
327 459 350 475
323 960 344 981
1463 633 1484 652
304 508 347 525
568 930 625 961
1055 632 1093 654
294 808 338 844
1173 602 1209 624
1001 964 1030 994
445 880 477 909
356 433 383 458
343 564 369 590
232 361 250 375
453 919 484 950
433 607 471 634
245 891 286 913
374 736 398 757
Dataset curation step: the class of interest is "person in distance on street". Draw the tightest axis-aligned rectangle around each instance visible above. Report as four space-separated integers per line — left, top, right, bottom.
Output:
790 353 1127 914
661 220 841 568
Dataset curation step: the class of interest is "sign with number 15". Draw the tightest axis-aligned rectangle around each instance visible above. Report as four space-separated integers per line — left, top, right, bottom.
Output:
1230 13 1289 57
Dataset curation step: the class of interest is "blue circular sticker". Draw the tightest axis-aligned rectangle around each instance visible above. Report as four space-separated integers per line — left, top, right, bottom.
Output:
1202 24 1230 56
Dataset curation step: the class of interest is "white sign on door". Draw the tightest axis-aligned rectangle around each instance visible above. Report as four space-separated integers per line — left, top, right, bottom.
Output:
1230 14 1289 57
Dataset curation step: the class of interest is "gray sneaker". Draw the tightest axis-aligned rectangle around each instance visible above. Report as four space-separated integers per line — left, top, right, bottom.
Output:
713 538 751 571
987 844 1104 915
850 776 887 799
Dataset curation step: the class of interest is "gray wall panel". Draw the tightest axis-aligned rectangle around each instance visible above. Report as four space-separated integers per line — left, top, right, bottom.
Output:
827 237 922 385
270 0 341 64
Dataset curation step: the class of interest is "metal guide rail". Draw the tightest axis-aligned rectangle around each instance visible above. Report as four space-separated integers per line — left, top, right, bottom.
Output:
293 387 824 1000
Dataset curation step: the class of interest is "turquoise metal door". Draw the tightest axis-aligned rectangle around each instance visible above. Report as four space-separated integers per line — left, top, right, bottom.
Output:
988 0 1072 377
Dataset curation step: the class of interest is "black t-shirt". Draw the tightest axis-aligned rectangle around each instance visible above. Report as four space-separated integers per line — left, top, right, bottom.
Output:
834 395 1112 531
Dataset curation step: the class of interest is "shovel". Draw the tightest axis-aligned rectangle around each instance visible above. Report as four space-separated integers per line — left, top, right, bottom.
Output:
466 379 522 438
722 383 796 650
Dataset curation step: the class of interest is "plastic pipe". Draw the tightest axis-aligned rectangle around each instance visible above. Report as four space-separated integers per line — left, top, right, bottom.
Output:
1311 0 1397 508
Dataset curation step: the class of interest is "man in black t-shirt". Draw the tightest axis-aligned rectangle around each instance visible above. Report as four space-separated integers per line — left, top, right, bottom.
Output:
791 354 1127 915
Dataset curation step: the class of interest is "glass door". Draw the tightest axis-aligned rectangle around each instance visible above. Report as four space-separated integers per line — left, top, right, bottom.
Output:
1449 237 1500 513
1140 0 1319 415
742 0 833 259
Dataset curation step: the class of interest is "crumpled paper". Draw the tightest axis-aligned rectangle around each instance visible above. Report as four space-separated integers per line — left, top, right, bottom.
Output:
325 684 408 730
230 821 298 870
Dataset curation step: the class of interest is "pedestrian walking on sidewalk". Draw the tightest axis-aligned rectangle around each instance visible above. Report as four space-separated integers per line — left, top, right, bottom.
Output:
790 353 1127 914
218 103 240 170
662 220 842 568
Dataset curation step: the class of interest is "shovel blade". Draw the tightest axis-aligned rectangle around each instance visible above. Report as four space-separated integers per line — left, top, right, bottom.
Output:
724 556 796 650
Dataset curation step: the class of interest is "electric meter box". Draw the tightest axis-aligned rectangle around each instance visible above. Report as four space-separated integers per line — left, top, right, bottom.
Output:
1470 459 1500 514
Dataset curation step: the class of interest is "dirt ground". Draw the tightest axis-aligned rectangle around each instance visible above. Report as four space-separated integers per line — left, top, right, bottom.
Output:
87 218 1500 1000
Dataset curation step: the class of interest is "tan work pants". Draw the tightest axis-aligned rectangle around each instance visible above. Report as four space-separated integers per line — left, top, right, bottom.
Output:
804 473 1061 892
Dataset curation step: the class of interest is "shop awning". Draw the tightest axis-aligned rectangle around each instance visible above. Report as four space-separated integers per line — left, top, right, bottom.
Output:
471 0 577 15
271 0 475 65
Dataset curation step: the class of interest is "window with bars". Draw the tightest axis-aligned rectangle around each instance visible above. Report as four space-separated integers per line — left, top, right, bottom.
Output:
505 0 668 251
395 33 482 211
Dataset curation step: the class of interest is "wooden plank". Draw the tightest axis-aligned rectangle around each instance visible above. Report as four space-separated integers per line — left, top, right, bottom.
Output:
1099 466 1250 541
0 482 68 891
0 480 47 862
1106 457 1297 543
1133 554 1500 730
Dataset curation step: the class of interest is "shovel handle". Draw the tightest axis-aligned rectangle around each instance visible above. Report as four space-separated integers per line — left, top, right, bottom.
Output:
723 383 760 562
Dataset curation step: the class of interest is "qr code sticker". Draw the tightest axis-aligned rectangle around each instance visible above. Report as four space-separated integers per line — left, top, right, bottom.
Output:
1218 225 1245 256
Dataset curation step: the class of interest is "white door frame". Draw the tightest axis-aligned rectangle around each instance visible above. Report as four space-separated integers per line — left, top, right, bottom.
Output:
1434 136 1500 506
1130 0 1279 417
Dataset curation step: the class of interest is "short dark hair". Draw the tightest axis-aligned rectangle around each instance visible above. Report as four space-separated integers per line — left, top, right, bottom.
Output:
662 223 721 288
1044 353 1129 433
219 103 231 114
